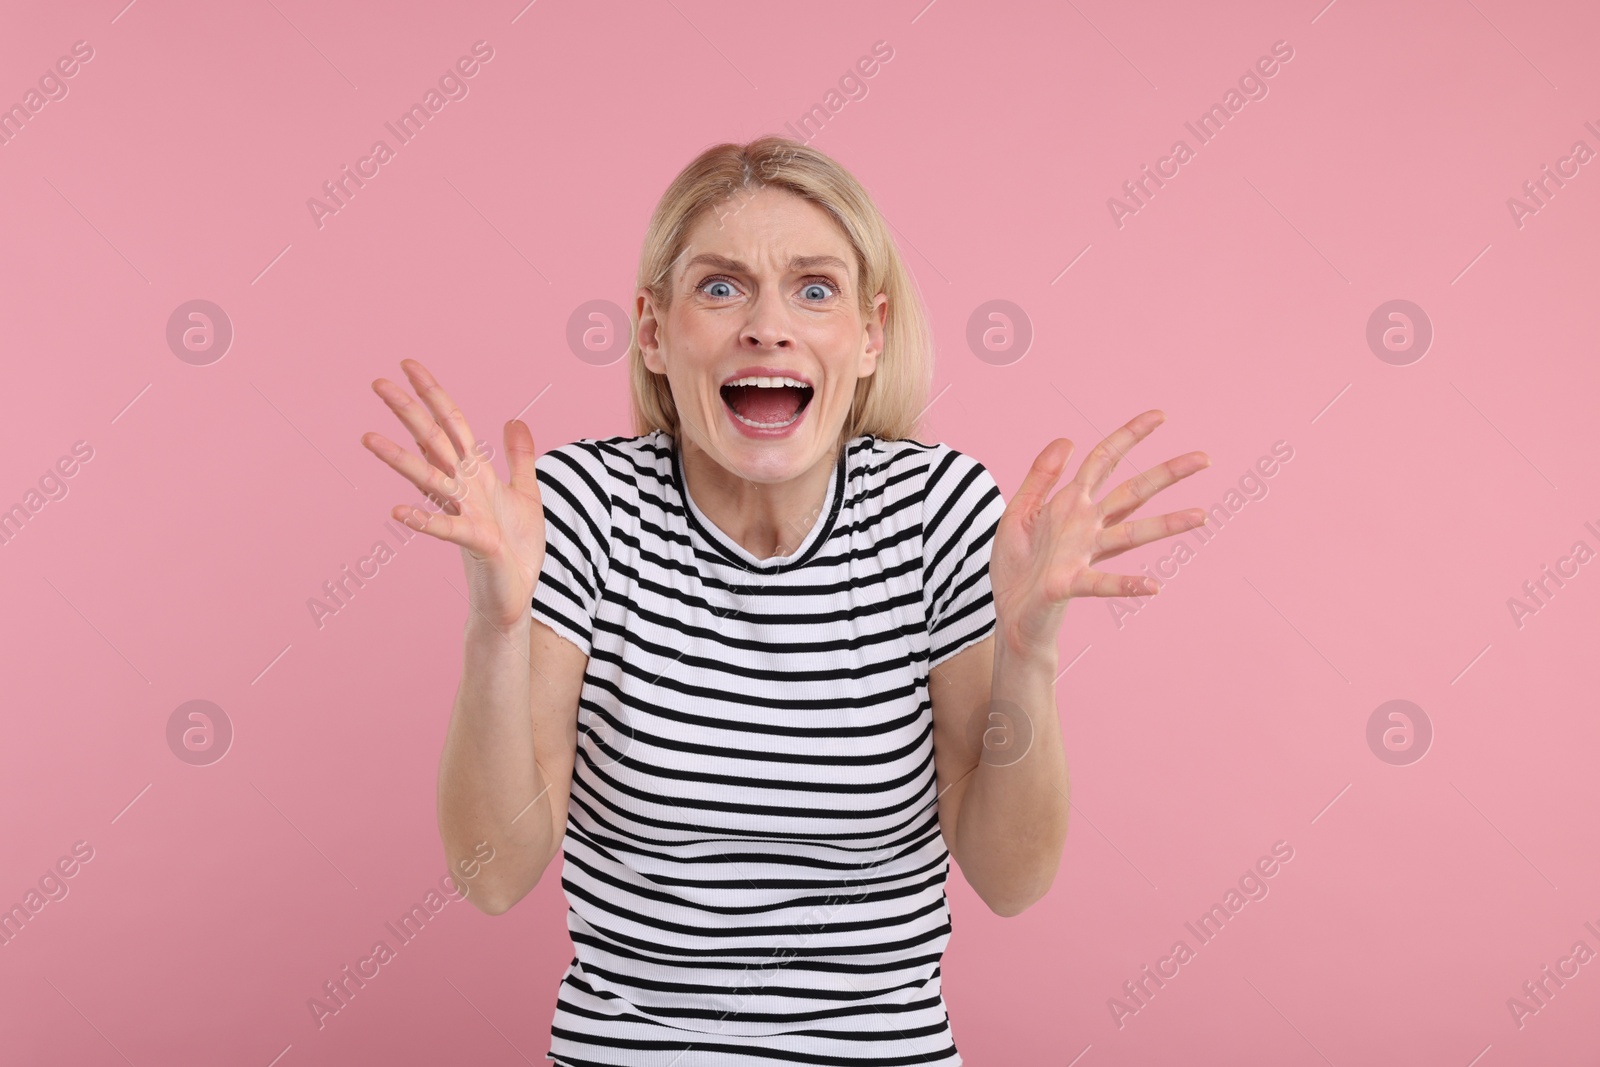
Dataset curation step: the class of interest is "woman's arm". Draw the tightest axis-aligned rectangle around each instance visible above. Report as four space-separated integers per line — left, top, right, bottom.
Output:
931 634 1069 917
360 358 591 916
932 411 1211 916
438 613 586 915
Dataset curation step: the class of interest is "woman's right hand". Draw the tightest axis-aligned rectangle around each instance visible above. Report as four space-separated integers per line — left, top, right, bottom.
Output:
361 359 546 631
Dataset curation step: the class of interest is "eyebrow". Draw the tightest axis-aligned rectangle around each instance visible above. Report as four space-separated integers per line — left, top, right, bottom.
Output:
680 253 852 278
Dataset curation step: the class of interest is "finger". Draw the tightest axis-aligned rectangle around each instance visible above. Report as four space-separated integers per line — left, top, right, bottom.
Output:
1097 450 1211 525
361 430 472 516
1009 438 1075 518
1089 507 1208 564
372 375 463 475
391 502 470 547
505 419 540 500
1073 569 1161 598
1070 410 1165 498
400 359 479 471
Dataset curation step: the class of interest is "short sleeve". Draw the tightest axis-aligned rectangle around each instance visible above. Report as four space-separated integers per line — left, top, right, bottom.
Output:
923 446 1006 667
530 441 613 657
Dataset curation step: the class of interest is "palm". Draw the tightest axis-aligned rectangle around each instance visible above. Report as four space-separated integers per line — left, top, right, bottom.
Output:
989 410 1211 656
453 451 547 630
361 359 547 631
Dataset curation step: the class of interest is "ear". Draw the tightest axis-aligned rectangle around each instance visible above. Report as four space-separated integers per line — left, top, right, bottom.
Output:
637 288 665 374
859 293 887 378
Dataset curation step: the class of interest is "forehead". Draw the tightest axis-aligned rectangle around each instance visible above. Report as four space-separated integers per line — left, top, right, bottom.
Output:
677 186 856 282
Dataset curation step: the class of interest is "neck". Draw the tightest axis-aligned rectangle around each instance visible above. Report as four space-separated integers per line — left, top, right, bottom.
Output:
678 436 839 560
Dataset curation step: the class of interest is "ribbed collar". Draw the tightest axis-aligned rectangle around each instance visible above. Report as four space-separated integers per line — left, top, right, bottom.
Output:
669 434 857 572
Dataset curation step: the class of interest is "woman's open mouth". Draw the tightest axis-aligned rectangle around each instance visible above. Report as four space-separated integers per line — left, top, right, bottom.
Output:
720 376 815 431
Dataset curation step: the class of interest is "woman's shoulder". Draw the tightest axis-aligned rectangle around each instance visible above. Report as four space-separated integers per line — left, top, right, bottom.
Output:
855 434 994 492
539 429 666 459
536 430 670 482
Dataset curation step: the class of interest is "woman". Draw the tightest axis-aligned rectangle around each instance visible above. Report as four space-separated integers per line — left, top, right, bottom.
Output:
362 137 1210 1065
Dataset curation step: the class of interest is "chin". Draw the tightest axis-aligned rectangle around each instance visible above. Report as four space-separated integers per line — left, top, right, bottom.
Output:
720 432 820 483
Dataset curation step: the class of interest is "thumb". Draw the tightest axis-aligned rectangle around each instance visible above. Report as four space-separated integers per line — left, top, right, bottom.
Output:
505 419 539 498
1009 438 1073 516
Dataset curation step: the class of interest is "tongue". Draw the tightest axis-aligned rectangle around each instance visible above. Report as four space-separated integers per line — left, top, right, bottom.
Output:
727 385 804 424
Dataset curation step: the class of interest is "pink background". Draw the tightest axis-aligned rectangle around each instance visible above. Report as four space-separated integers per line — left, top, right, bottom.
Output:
3 0 1598 1063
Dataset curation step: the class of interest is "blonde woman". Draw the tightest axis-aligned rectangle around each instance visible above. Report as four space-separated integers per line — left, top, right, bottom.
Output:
362 137 1210 1065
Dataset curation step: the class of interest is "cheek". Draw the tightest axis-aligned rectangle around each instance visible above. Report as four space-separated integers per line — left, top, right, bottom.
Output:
817 320 869 371
664 327 722 405
660 313 712 369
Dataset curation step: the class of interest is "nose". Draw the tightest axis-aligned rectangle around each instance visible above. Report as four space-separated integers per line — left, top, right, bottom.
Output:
740 286 793 350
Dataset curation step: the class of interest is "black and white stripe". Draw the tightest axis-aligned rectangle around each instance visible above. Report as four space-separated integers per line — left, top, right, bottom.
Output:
531 430 1004 1066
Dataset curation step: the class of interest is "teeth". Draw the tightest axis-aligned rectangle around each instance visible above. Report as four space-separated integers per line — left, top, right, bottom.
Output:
731 408 803 429
725 375 809 389
722 375 811 429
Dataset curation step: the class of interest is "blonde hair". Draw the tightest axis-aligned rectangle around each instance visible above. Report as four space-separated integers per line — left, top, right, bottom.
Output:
627 137 932 443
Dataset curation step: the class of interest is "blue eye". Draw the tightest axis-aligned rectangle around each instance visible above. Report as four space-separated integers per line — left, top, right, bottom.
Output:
802 281 834 301
702 279 736 298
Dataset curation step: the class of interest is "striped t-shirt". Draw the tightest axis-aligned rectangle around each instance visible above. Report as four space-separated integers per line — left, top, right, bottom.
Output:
530 429 1005 1066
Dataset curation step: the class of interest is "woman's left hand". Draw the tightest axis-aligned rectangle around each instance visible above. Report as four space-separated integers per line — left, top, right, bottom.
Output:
989 410 1212 658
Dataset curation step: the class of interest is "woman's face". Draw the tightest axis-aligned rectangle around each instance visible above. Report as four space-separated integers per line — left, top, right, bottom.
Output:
638 185 886 486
